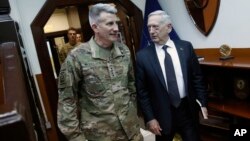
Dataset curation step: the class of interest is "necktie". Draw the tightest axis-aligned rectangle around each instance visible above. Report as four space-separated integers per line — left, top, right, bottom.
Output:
162 45 181 107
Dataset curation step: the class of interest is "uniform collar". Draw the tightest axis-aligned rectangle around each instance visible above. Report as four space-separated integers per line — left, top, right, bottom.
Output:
90 37 123 60
154 38 175 49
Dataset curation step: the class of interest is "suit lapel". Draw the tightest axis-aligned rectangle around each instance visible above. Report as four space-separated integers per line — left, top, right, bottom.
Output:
174 41 188 91
148 45 167 90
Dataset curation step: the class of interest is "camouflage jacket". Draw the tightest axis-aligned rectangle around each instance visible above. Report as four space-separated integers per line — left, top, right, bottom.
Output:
58 42 81 64
57 37 141 141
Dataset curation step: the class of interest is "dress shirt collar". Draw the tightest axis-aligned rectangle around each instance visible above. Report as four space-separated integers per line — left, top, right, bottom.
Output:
154 38 175 50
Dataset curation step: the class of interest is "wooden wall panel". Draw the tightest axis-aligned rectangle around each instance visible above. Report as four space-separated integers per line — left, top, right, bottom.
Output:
195 48 250 57
35 74 59 141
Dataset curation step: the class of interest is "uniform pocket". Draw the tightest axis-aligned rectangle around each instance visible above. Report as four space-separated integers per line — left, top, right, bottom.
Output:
84 75 106 97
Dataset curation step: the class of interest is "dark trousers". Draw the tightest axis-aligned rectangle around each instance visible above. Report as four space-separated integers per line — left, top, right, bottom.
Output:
156 98 200 141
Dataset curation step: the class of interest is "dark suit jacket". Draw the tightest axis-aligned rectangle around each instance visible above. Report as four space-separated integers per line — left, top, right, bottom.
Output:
135 40 207 134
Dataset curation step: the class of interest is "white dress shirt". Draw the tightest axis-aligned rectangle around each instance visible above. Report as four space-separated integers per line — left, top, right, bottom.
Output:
155 39 186 98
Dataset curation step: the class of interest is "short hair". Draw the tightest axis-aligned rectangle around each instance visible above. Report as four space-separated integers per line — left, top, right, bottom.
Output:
67 27 77 33
148 10 172 25
88 3 117 26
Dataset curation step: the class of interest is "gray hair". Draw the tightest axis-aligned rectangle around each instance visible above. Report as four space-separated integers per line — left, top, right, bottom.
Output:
148 10 172 25
89 3 117 26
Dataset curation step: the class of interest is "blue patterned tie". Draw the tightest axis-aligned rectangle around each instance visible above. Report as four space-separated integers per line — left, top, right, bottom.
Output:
162 45 181 107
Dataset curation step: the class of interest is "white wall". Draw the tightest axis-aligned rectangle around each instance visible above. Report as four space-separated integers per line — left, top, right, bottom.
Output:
154 0 250 48
9 0 250 74
44 7 82 33
44 9 70 33
9 0 46 74
133 0 250 48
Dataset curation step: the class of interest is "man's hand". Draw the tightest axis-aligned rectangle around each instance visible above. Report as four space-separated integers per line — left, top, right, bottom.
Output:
147 119 162 135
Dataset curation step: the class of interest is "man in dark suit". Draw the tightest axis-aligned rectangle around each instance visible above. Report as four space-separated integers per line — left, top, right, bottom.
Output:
136 10 208 141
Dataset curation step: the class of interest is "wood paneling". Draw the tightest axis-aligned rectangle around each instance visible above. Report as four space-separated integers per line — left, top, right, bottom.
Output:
195 48 250 68
35 74 60 141
0 42 35 141
195 48 250 57
195 48 250 140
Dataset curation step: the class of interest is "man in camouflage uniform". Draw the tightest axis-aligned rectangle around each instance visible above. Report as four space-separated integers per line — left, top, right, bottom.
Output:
58 27 80 64
57 3 143 141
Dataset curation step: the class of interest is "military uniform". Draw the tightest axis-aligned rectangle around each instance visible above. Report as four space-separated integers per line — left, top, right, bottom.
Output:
58 42 81 64
57 37 142 141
